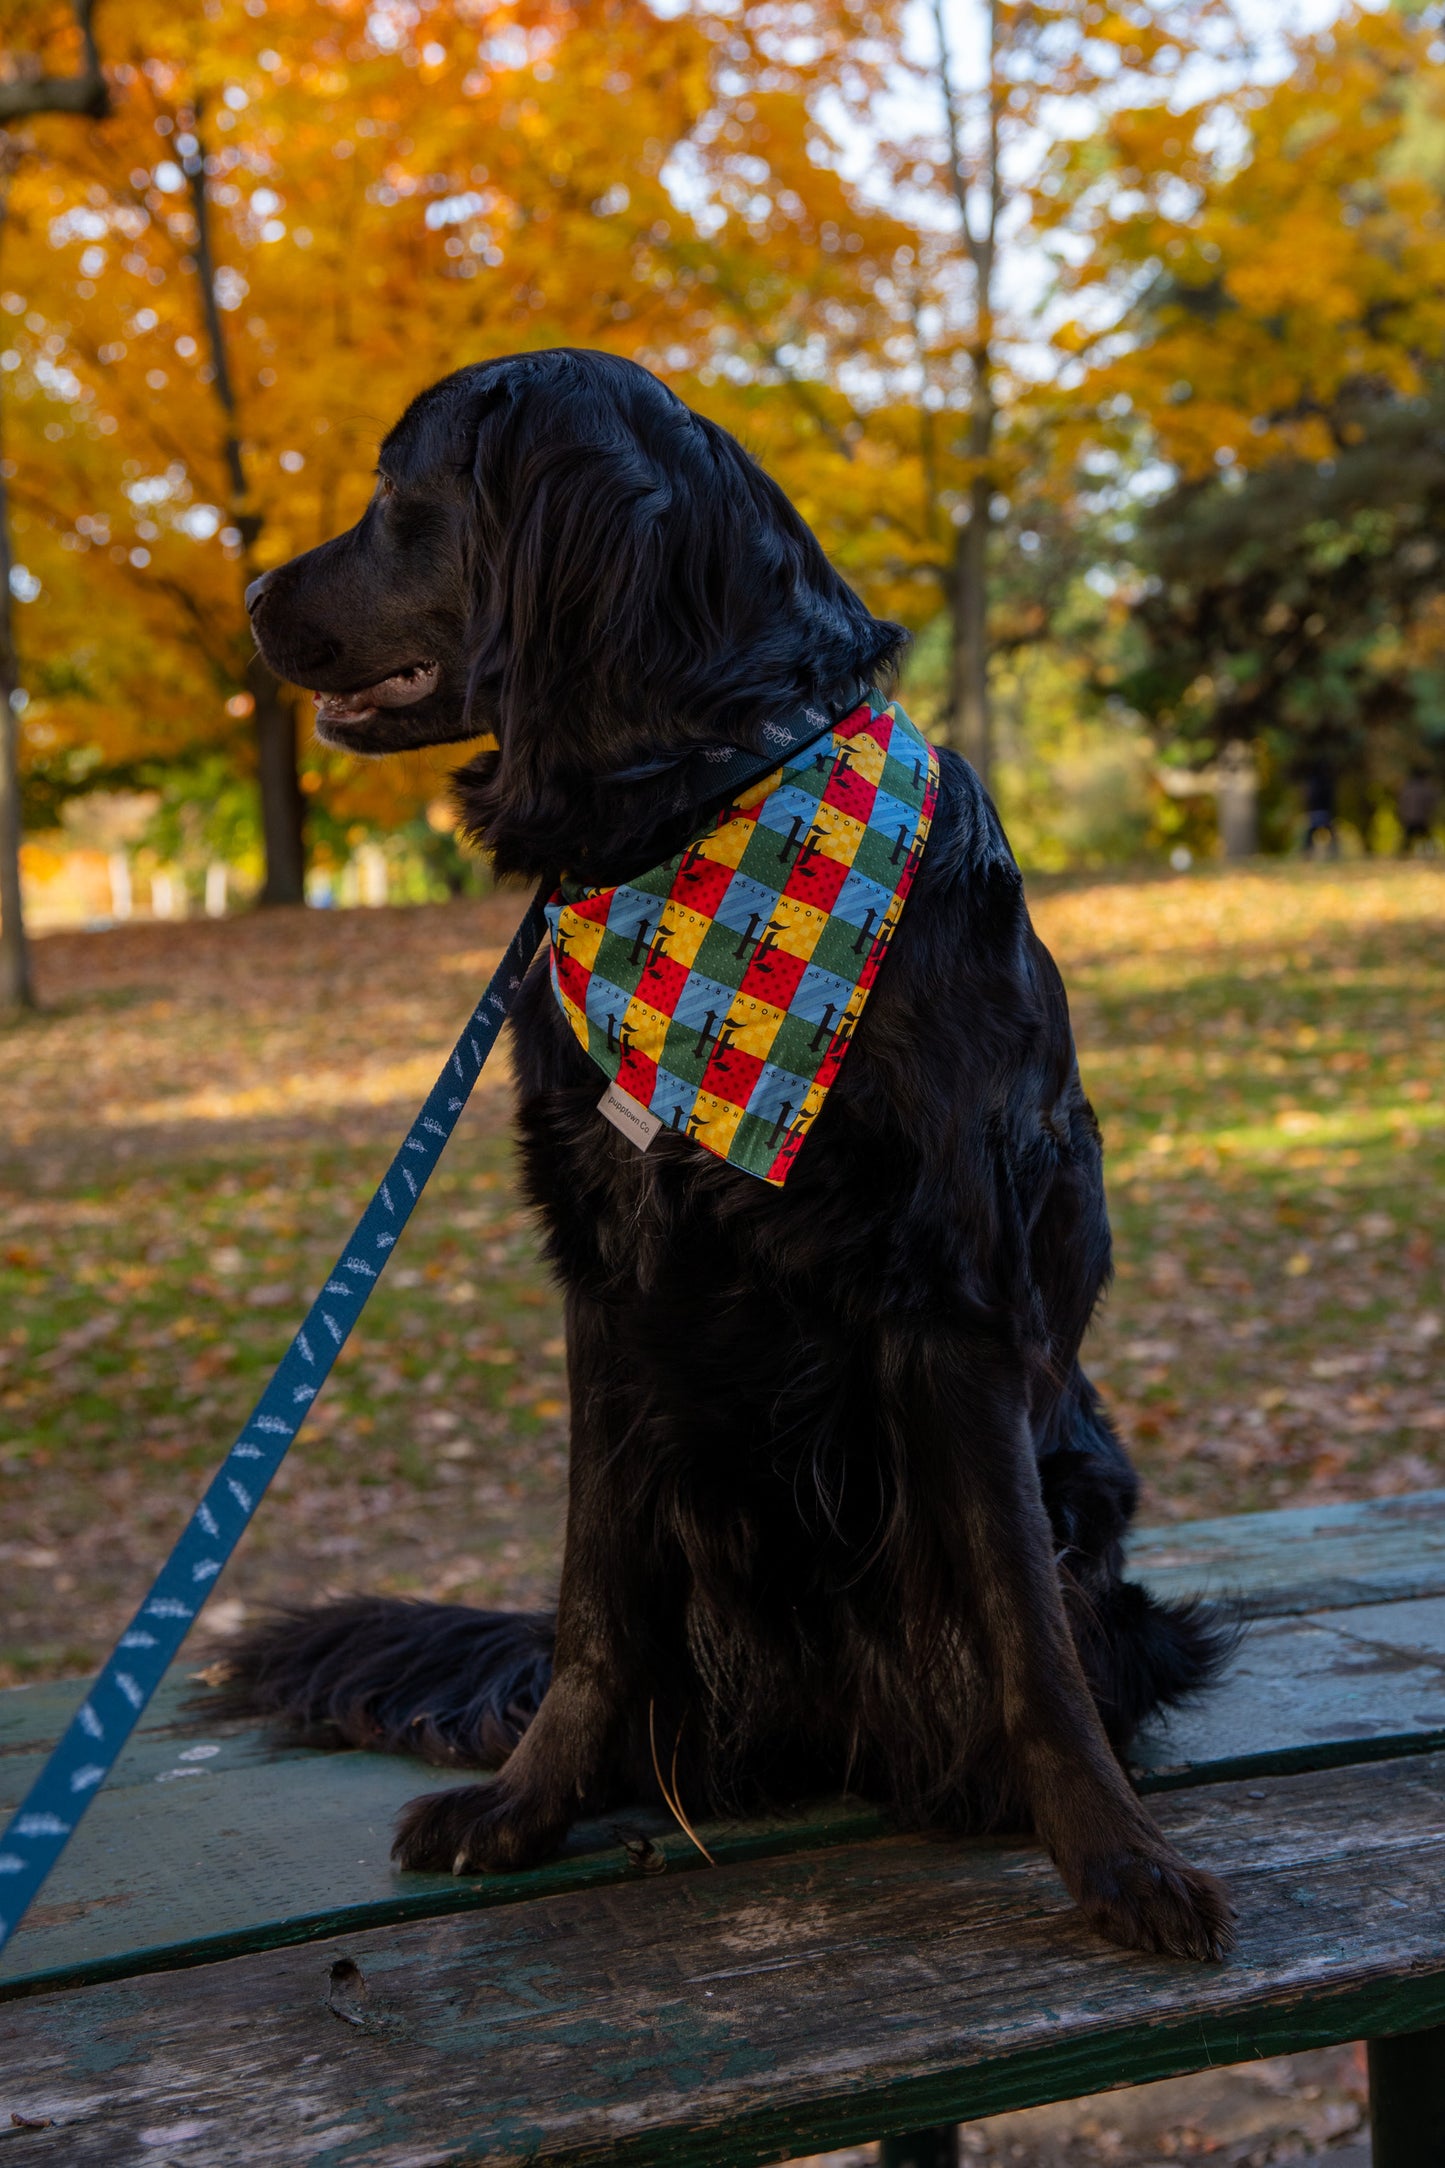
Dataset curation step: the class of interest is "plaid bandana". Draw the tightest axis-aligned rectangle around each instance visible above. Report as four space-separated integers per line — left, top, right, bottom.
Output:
546 698 939 1185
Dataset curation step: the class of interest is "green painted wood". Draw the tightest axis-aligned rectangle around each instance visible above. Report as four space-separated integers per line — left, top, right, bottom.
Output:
7 1504 1445 2001
1129 1489 1445 1618
1369 2026 1445 2168
0 1670 196 1757
8 1594 1445 2001
2 1754 1444 2168
0 1490 1434 1758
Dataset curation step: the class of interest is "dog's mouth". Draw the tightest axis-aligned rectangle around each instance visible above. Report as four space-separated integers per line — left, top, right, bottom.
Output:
311 660 441 727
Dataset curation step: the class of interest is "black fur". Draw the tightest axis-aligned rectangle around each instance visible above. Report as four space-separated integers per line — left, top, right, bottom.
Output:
236 349 1236 1960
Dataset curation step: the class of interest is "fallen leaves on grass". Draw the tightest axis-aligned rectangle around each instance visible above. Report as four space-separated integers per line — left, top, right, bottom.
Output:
0 864 1440 1681
1033 862 1445 1520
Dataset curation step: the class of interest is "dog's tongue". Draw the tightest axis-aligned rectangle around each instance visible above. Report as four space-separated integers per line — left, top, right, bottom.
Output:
313 662 440 721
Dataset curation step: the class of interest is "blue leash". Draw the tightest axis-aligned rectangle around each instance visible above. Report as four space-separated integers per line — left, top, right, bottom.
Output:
0 887 550 1958
0 690 856 1960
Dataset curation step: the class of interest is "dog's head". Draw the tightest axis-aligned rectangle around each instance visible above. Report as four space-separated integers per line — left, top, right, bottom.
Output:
248 348 905 876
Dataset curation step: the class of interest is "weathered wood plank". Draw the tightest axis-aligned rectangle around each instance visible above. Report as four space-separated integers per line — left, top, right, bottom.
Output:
0 1737 881 2001
1134 1594 1445 1786
1129 1490 1445 1617
2 1755 1444 2168
7 1586 1445 2000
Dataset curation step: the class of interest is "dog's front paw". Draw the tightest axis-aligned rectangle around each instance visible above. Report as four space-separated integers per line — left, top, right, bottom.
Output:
391 1782 568 1876
1068 1842 1236 1962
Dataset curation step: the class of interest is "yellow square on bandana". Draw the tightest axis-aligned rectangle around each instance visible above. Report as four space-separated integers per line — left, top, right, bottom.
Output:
767 893 831 962
841 725 888 789
624 998 674 1062
806 798 867 864
654 899 711 971
722 994 788 1061
687 1091 746 1156
696 815 756 871
557 910 607 975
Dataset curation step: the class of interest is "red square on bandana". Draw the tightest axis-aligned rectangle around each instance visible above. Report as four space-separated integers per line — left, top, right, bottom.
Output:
555 948 593 1011
674 854 735 917
616 1046 659 1106
740 944 807 1008
570 887 614 925
822 759 878 824
785 849 849 914
703 1042 765 1109
636 951 688 1016
835 702 879 746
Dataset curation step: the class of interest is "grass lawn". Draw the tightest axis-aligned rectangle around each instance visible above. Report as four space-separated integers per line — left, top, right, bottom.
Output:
1 860 1441 1687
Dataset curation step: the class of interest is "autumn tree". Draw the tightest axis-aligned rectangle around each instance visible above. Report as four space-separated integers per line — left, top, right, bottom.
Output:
1 0 107 1009
1057 4 1445 813
6 0 1258 885
2 0 718 901
663 0 1239 788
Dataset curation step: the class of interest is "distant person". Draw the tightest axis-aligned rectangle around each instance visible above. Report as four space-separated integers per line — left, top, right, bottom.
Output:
1301 764 1338 856
1397 766 1439 855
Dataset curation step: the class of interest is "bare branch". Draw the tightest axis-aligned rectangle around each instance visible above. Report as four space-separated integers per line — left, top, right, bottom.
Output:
0 0 109 124
930 0 983 275
181 106 249 513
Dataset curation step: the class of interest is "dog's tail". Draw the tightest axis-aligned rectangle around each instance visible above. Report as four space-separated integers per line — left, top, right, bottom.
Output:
203 1598 555 1768
1065 1575 1239 1752
1039 1373 1240 1749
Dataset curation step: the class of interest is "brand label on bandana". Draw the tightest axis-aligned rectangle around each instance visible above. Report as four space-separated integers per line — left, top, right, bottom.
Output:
546 699 939 1185
597 1079 663 1151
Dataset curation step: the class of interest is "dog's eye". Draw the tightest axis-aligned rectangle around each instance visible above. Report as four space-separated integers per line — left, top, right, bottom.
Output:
376 475 396 500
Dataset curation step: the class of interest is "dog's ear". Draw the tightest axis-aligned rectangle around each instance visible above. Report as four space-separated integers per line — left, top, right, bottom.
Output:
451 349 908 872
460 353 685 779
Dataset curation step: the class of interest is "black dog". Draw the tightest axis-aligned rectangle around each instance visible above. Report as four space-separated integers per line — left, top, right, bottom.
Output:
234 348 1233 1960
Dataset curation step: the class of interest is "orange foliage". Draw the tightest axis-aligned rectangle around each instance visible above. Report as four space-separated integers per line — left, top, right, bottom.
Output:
11 0 1434 837
2 0 718 825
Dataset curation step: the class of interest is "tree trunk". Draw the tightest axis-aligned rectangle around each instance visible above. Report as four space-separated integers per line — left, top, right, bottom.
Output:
0 433 35 1012
0 686 33 1012
0 2 111 1007
186 119 305 906
931 0 999 795
950 471 992 786
251 660 306 906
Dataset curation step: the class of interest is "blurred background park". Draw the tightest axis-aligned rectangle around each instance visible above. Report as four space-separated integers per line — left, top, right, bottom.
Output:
1 3 1442 2157
0 0 1441 1654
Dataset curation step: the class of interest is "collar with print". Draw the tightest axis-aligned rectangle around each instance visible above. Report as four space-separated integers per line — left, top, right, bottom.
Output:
545 699 939 1187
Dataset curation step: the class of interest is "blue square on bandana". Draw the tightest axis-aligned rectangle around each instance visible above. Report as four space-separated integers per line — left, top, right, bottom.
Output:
790 961 857 1025
582 971 634 1035
653 1068 701 1131
669 970 738 1033
711 869 784 940
870 783 919 837
829 866 896 930
744 1060 810 1128
751 777 826 845
605 882 668 937
868 784 921 847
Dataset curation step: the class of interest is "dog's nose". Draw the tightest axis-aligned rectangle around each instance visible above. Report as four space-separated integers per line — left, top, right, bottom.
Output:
245 571 273 614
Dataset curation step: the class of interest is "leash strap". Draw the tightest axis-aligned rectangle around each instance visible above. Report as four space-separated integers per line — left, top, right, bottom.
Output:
0 888 550 1956
0 686 856 1958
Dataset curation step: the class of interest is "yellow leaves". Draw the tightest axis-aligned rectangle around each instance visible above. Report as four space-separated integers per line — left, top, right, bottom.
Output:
1061 6 1445 484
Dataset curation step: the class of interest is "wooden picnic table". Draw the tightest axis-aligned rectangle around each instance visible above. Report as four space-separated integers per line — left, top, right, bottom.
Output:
3 1489 1445 2166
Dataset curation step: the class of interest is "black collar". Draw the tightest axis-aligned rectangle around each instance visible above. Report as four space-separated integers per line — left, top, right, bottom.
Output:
607 679 873 810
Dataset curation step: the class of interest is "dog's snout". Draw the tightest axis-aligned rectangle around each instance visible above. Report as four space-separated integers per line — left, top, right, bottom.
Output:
245 571 274 615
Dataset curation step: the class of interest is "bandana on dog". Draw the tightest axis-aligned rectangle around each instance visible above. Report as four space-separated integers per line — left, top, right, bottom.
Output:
545 698 939 1185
